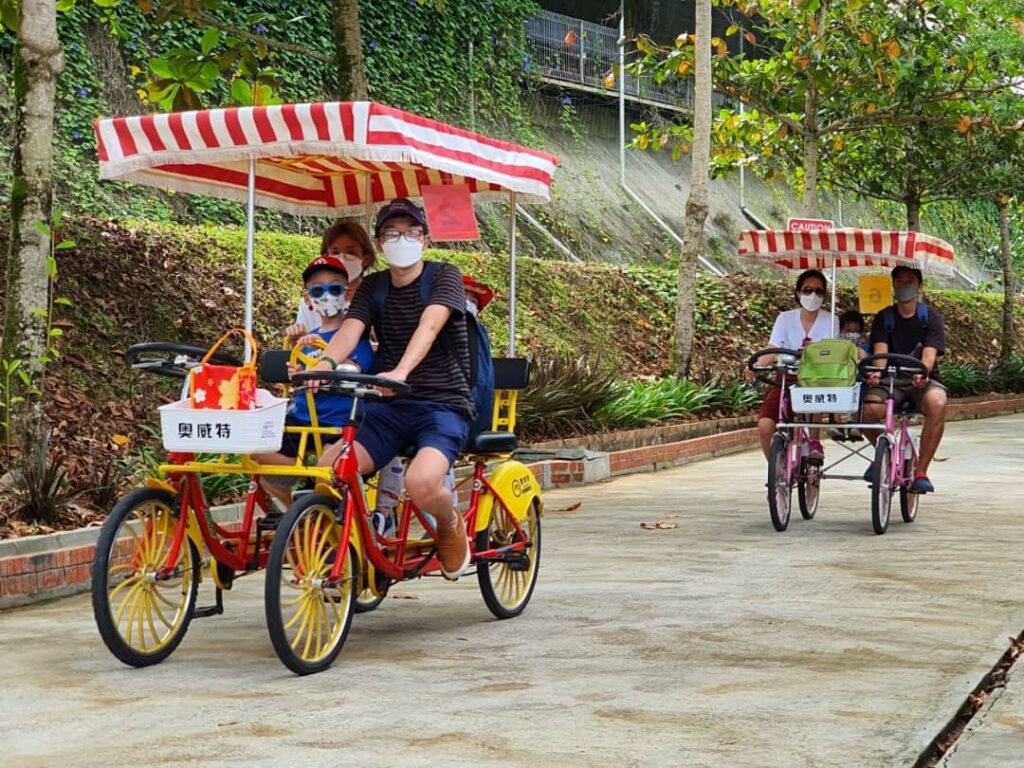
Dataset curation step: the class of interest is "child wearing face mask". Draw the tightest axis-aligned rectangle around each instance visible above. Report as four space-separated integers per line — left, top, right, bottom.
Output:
294 221 377 335
253 256 375 509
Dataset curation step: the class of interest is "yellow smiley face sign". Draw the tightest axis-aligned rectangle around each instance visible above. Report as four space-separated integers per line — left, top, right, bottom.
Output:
858 274 892 314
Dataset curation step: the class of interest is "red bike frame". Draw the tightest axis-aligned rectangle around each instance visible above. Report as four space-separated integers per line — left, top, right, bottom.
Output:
154 451 278 579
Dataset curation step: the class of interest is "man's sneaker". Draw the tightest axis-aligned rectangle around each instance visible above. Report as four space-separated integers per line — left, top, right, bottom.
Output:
863 465 874 483
848 428 864 442
911 475 934 494
436 514 470 581
805 440 825 465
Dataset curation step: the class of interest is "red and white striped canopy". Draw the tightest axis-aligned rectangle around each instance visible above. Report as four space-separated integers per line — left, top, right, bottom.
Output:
738 228 955 275
94 101 558 215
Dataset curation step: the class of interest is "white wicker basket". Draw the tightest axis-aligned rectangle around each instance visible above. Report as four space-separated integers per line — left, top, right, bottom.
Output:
159 388 287 453
790 385 861 414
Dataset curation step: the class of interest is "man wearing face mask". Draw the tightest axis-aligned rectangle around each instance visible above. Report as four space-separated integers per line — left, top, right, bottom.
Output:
312 198 475 580
862 266 947 493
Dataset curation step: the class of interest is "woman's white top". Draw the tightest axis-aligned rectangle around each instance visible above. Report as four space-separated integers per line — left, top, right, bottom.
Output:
768 308 838 350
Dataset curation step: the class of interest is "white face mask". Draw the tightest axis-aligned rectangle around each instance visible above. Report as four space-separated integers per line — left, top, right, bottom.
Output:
799 293 824 312
341 255 365 282
312 293 348 318
465 299 479 318
842 332 861 344
381 239 423 268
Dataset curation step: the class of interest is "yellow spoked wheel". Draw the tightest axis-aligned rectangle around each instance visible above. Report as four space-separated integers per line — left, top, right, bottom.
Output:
476 499 541 619
91 488 199 667
265 493 355 675
354 559 386 613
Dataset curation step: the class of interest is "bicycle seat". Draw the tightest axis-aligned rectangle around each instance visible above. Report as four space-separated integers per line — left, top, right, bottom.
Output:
466 431 518 455
896 400 918 416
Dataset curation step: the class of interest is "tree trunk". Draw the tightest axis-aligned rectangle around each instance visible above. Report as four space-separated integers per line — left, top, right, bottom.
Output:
905 197 921 231
1 1 65 433
997 197 1014 361
675 0 712 378
801 82 820 217
331 0 367 100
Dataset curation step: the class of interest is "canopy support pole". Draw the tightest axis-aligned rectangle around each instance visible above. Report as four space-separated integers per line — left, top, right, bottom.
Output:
830 257 837 335
363 173 373 234
244 158 256 361
508 191 517 356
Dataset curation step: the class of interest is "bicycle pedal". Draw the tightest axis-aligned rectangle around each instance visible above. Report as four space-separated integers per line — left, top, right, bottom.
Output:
507 554 531 573
257 513 282 533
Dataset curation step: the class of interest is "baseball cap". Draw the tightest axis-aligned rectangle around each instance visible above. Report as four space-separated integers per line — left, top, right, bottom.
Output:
891 265 923 283
302 255 349 283
374 197 428 236
463 275 495 311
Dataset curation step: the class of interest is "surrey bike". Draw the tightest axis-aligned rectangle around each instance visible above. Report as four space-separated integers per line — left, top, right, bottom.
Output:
91 341 344 667
265 359 541 676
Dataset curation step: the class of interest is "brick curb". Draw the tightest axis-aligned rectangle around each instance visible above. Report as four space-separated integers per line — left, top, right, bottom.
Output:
4 394 1024 609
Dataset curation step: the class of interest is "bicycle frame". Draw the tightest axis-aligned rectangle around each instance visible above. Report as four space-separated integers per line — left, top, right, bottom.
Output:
321 413 532 587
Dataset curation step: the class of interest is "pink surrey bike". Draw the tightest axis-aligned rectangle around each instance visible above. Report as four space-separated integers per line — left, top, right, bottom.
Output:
748 348 928 535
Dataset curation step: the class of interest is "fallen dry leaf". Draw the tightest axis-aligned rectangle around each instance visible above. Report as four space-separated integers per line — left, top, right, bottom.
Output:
640 521 679 530
388 593 419 600
552 501 582 512
662 512 681 518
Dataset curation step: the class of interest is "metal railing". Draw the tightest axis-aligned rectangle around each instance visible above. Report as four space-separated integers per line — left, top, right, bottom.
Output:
524 9 729 113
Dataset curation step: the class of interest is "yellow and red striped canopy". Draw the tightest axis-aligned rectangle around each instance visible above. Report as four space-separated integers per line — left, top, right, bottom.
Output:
739 228 955 275
94 101 558 215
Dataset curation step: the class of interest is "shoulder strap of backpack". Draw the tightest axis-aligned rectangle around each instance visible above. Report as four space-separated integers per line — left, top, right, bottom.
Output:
916 302 929 331
418 261 441 308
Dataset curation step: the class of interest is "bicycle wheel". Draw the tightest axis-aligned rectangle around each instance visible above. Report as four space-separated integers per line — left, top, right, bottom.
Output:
798 462 821 520
767 433 792 532
91 488 199 667
899 458 920 523
354 561 386 613
264 493 355 675
871 437 893 535
476 499 541 619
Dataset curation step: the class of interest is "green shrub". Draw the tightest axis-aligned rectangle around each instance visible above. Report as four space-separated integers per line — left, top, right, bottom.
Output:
988 355 1024 393
517 354 618 439
597 376 716 429
940 361 988 397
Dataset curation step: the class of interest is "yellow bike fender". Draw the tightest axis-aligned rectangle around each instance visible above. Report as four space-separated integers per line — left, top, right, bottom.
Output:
475 460 542 533
145 477 177 495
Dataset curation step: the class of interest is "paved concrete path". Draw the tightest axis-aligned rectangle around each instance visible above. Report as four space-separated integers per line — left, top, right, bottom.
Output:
3 416 1024 768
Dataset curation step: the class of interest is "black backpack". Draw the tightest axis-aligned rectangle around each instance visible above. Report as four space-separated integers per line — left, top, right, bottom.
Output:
370 261 495 438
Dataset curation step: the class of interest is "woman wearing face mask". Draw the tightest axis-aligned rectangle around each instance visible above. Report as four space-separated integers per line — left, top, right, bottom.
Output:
293 221 377 336
756 269 840 461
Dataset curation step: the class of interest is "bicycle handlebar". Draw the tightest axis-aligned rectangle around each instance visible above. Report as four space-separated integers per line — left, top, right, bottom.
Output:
124 342 243 380
290 369 413 397
857 352 928 379
747 347 802 386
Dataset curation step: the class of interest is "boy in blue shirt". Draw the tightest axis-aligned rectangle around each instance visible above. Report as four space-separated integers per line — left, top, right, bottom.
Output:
254 255 374 508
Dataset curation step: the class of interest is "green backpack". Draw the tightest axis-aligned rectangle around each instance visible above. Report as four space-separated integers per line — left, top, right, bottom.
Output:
797 339 859 387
